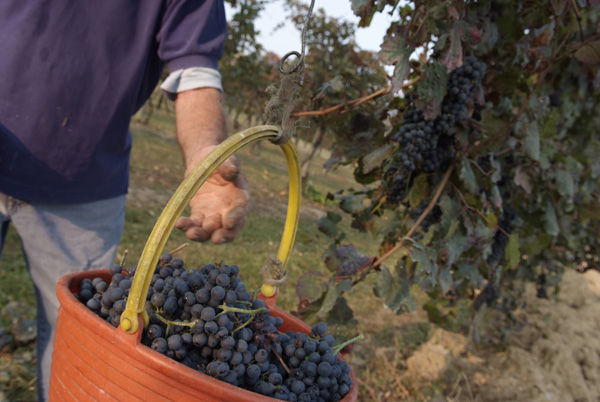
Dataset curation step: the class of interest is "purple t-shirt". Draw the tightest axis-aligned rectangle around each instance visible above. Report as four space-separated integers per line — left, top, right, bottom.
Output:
0 1 226 203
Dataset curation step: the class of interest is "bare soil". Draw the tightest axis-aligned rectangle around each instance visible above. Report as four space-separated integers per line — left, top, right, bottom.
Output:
397 269 600 402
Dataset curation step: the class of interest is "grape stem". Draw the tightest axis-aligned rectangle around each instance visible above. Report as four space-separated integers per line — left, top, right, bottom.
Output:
152 312 198 337
119 250 128 268
271 346 292 375
216 304 267 333
168 243 188 255
333 334 364 355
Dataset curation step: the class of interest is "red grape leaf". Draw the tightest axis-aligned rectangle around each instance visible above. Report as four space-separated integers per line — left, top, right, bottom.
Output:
379 32 414 93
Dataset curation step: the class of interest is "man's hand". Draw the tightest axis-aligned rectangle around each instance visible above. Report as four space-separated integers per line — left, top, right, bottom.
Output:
173 87 249 244
175 147 249 244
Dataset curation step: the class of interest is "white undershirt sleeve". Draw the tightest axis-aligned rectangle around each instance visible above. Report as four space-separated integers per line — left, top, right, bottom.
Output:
160 67 223 100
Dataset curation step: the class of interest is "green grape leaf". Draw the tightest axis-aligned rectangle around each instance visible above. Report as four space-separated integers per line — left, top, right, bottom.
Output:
338 194 364 214
554 170 575 200
317 216 339 238
440 195 461 236
574 40 600 65
522 120 540 161
481 108 505 135
458 263 483 286
327 212 342 223
315 278 339 319
544 200 560 236
314 76 344 100
514 166 534 194
489 184 503 209
373 263 417 314
412 245 439 292
322 243 341 273
415 62 448 119
362 144 396 174
350 0 376 27
422 224 436 246
505 233 520 269
446 235 470 267
321 297 358 340
350 0 370 12
379 33 414 93
489 154 502 183
445 219 460 240
296 272 328 303
460 158 478 195
438 268 453 294
337 279 352 293
408 174 429 208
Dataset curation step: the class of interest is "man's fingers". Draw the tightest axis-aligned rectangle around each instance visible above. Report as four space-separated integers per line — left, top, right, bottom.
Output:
175 213 205 231
211 223 244 244
223 204 247 230
175 217 193 231
184 227 211 242
181 214 221 242
201 214 222 234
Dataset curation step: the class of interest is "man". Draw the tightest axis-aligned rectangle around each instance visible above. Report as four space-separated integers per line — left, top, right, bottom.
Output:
0 1 248 400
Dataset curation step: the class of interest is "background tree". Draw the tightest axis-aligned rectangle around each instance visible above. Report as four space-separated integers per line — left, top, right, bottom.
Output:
221 0 276 129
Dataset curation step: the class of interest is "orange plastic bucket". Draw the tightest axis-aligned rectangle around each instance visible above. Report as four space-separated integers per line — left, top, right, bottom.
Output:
49 126 359 402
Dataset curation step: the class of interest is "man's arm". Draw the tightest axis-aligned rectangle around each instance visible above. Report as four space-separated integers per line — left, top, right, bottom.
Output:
173 87 250 244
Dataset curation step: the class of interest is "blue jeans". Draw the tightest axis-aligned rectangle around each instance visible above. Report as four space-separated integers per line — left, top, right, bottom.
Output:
0 193 126 401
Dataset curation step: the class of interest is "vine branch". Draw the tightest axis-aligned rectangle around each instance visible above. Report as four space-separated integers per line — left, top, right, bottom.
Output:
292 78 420 118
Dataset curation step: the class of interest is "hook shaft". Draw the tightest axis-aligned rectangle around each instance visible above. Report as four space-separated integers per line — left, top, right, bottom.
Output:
279 0 316 86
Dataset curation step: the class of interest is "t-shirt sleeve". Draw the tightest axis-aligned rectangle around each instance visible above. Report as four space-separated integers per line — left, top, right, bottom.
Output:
157 0 227 72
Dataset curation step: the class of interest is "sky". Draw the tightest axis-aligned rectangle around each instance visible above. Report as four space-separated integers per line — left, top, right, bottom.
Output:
224 0 395 56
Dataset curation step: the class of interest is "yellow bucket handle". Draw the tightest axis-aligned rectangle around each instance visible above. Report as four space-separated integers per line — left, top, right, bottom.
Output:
120 125 302 334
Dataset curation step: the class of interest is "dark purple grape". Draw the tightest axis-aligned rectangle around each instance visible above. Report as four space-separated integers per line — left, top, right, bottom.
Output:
151 338 168 354
86 298 101 312
195 288 210 304
201 307 215 321
146 324 163 340
109 264 123 275
216 274 230 288
162 297 178 314
151 292 166 308
317 361 332 377
167 335 183 350
311 322 327 337
246 364 261 379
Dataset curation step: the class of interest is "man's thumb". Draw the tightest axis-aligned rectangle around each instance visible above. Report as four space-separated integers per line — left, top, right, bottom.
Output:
217 155 240 182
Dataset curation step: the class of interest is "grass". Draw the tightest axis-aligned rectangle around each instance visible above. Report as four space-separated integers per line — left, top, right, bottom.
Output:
0 107 433 401
0 230 35 329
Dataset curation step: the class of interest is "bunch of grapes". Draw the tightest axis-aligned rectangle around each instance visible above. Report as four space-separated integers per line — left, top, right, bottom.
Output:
385 57 487 222
75 254 354 402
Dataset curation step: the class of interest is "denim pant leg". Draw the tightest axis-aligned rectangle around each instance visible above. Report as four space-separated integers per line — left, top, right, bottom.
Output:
7 194 126 402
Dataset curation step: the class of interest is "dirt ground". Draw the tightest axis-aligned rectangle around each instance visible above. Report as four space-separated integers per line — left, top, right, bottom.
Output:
401 269 600 402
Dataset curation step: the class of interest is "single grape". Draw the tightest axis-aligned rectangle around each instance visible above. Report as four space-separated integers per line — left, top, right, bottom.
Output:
201 307 215 321
151 338 168 354
246 364 261 379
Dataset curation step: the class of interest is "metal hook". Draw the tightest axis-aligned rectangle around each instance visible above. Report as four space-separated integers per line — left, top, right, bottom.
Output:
279 0 316 86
